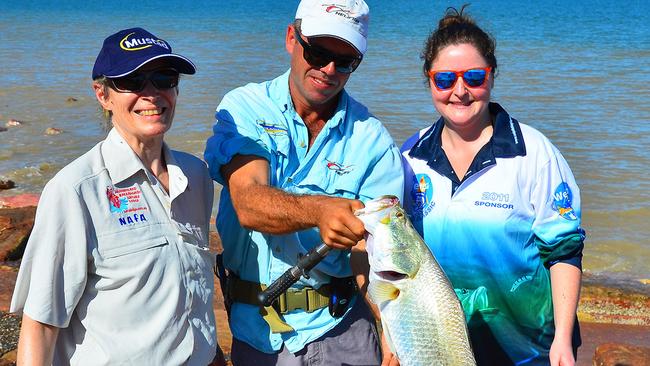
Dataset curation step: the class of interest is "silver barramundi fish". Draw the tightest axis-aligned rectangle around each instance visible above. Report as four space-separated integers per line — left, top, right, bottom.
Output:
355 195 476 366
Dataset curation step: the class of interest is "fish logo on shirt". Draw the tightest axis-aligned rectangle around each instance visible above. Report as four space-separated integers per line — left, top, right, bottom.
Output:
326 160 354 175
257 119 288 135
552 182 577 220
106 186 128 213
410 174 434 220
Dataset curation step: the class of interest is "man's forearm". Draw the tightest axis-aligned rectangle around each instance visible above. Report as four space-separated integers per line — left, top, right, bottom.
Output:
231 182 321 234
223 154 366 249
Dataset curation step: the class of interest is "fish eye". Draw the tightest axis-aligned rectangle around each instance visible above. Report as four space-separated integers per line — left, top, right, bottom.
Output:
395 211 404 218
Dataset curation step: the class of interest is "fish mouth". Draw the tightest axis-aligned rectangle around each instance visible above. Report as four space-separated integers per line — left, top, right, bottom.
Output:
355 195 400 216
375 270 409 282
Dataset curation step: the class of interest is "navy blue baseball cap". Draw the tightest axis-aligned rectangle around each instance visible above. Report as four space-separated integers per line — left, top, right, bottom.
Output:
92 27 196 79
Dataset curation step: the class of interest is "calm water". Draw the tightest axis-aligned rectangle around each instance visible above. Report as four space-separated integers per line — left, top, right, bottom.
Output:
1 1 649 280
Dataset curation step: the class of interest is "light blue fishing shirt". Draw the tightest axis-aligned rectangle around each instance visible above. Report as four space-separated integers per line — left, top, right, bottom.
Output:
204 70 404 354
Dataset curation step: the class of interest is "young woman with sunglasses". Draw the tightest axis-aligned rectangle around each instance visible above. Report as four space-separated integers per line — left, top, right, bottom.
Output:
401 6 585 366
11 28 225 366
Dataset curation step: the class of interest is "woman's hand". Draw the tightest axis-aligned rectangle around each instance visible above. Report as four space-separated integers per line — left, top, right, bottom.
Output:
549 336 575 366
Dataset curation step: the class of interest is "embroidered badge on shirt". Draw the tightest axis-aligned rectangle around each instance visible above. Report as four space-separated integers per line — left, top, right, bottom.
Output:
106 187 129 213
257 119 288 135
326 160 354 175
410 174 434 220
106 185 150 225
552 182 577 220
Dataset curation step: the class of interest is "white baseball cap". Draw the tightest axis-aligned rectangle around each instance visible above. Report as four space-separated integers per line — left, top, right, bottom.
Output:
295 0 370 55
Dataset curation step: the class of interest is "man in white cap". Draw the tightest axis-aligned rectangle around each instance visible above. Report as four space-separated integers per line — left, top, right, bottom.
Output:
205 0 403 365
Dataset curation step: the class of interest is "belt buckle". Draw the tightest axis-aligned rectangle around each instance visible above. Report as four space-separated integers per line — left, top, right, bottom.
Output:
272 291 288 314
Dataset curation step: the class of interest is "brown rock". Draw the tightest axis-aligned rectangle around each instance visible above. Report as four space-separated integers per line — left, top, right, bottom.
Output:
66 97 78 102
593 343 650 366
0 127 6 133
0 350 17 366
5 119 22 127
0 195 40 209
44 127 62 135
579 283 650 326
0 207 36 261
0 266 18 312
0 181 15 190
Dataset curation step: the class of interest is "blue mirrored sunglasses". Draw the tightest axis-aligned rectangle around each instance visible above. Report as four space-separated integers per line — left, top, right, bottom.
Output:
428 67 492 91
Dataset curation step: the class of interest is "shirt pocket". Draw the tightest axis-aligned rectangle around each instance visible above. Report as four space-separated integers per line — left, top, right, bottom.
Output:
294 169 363 199
267 133 291 186
97 233 169 259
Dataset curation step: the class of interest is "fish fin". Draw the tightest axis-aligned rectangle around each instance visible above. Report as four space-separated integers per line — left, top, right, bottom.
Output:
380 317 398 358
368 280 400 304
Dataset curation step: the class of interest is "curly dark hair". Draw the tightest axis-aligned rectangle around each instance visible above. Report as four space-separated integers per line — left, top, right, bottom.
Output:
421 4 497 85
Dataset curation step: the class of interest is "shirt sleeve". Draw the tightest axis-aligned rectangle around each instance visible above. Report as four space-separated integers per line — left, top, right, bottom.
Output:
357 143 405 203
530 144 585 268
10 179 89 327
201 160 215 242
204 90 272 185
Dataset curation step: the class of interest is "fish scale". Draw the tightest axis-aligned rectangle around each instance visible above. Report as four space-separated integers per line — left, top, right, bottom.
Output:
357 195 476 366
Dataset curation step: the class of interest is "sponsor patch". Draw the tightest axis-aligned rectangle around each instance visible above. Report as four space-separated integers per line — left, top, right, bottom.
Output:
552 182 577 220
474 191 514 210
106 185 150 225
409 174 434 220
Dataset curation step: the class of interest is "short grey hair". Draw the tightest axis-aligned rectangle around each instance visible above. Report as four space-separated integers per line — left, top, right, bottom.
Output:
92 76 113 130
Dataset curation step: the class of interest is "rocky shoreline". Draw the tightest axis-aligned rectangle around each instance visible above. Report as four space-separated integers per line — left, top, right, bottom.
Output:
0 196 648 365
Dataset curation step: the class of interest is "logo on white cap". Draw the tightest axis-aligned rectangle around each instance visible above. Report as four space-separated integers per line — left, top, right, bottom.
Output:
322 4 359 22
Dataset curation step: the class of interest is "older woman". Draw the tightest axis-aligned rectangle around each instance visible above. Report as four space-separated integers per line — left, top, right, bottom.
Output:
11 28 224 365
401 7 585 366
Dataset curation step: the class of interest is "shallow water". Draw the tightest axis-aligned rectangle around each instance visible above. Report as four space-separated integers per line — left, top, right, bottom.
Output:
1 0 649 279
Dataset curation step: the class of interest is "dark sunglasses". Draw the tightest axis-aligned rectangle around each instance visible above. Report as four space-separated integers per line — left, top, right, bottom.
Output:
108 69 180 93
428 67 492 91
294 27 362 74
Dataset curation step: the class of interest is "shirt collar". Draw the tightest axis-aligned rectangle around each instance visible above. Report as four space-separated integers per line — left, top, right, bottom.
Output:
489 102 526 158
102 128 147 184
409 102 526 164
272 69 349 133
163 143 189 201
102 129 189 200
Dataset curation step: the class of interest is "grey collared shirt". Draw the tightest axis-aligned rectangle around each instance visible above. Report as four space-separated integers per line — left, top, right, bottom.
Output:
11 129 217 365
